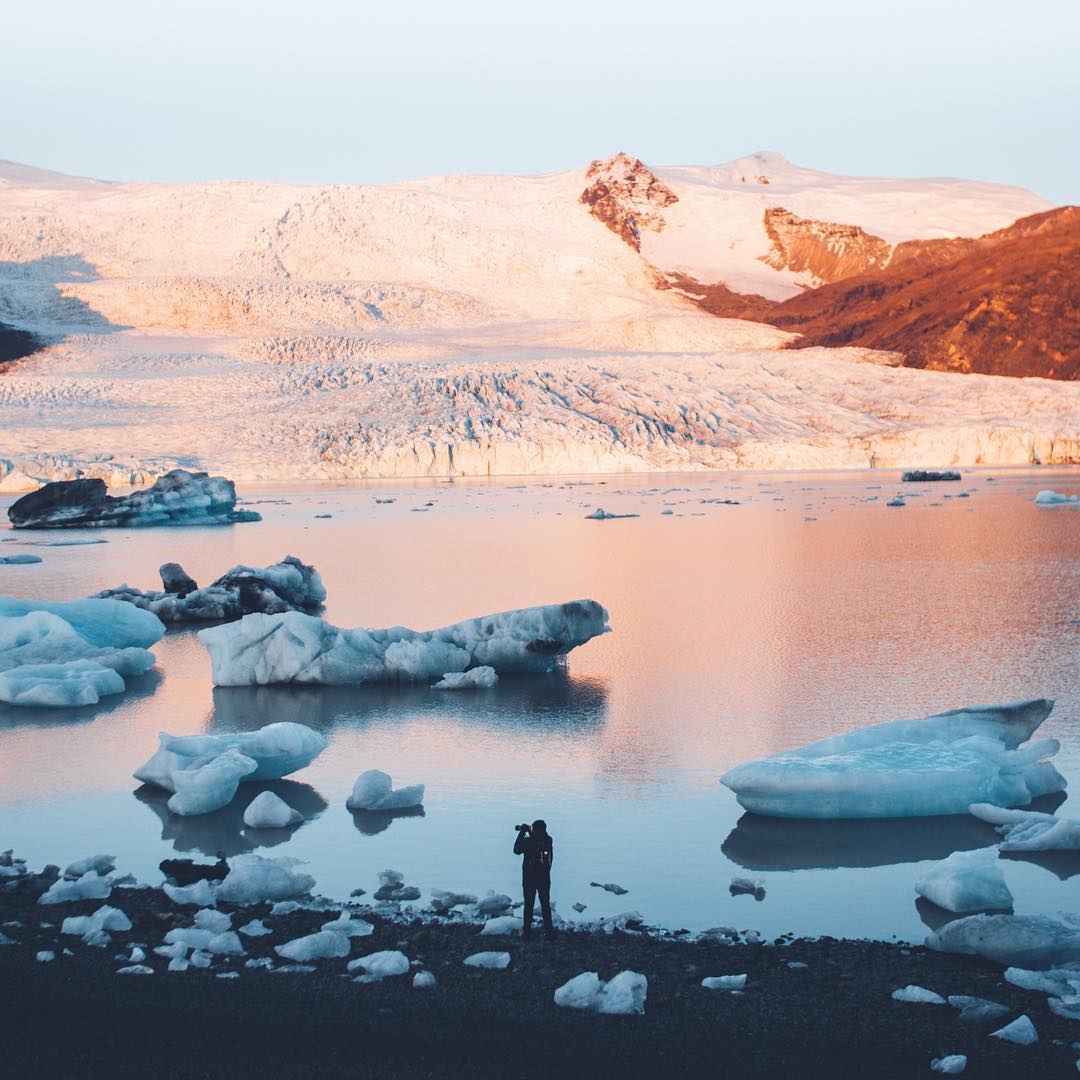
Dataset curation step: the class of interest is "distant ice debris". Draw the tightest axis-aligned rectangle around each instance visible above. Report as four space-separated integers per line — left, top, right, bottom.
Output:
464 951 511 970
930 1054 967 1074
347 950 410 981
275 931 350 962
969 803 1080 851
346 771 425 812
198 600 610 686
243 791 304 830
590 882 629 896
0 596 164 706
372 870 421 902
430 890 477 913
7 470 261 529
97 555 325 623
702 974 747 991
729 877 766 900
914 848 1013 914
902 471 961 482
572 902 587 913
1034 490 1078 506
891 985 945 1005
885 496 906 507
720 699 1062 819
134 721 327 817
585 508 639 520
476 892 513 917
554 970 647 1014
0 553 41 565
432 666 498 689
217 854 315 905
990 1014 1037 1045
926 913 1080 968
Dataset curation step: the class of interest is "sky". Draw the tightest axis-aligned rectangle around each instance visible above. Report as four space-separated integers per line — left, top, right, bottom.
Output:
3 0 1078 202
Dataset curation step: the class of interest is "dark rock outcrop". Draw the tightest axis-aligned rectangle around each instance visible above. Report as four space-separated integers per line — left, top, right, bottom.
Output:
8 469 262 529
580 153 678 251
159 563 198 597
901 470 962 482
760 208 891 283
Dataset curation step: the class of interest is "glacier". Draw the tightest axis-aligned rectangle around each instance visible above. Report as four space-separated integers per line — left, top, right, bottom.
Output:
197 599 609 686
720 699 1063 819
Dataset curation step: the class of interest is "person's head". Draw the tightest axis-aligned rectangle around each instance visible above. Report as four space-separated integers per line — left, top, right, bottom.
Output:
531 819 547 835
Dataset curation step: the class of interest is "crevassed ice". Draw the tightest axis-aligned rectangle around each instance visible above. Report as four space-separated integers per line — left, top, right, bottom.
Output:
720 699 1062 819
197 600 610 687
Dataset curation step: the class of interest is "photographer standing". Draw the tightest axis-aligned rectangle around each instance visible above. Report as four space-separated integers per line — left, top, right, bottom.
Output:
513 819 554 940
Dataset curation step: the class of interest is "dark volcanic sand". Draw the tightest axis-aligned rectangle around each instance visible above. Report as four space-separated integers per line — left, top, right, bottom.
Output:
1 887 1077 1078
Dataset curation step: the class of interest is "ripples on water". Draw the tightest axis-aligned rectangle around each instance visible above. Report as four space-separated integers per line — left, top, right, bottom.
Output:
1 469 1077 940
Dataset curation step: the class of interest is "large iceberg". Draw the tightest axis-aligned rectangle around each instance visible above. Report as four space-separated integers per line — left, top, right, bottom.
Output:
7 470 261 528
926 913 1080 969
720 700 1063 819
134 721 327 817
95 555 325 623
198 599 610 686
0 596 163 706
969 803 1080 851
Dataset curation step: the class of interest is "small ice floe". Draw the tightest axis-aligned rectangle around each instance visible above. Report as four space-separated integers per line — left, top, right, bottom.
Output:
243 791 303 829
990 1014 1037 1045
61 905 132 942
926 913 1080 968
321 912 374 937
117 964 154 975
0 553 42 564
163 880 219 907
787 961 808 970
477 892 513 917
901 470 961 482
554 971 647 1015
1034 490 1078 506
128 946 146 963
216 854 315 905
40 872 112 905
373 870 421 902
914 848 1013 913
599 910 645 932
135 721 327 818
891 985 945 1005
347 950 410 981
430 889 477 913
432 667 498 690
947 995 1009 1023
970 802 1080 851
314 514 332 519
585 509 638 520
886 496 906 507
347 771 425 812
702 974 747 991
572 902 587 913
930 1054 967 1074
729 877 766 901
464 951 511 970
270 900 302 915
240 919 271 937
276 931 350 963
63 855 117 880
413 970 436 989
590 881 629 896
194 909 231 933
36 950 55 963
481 916 523 936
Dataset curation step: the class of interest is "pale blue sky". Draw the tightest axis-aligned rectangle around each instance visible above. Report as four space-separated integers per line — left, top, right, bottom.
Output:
4 0 1077 202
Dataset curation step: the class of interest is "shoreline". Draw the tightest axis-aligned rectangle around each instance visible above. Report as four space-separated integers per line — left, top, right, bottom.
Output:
2 869 1077 1077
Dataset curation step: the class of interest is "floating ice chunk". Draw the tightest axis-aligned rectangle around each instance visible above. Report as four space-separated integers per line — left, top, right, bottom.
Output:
554 970 647 1014
275 931 350 962
730 877 766 900
167 749 258 817
481 916 523 936
930 1055 967 1074
902 471 961 482
584 509 638 520
0 553 41 564
464 951 511 970
430 889 478 912
64 854 116 880
721 699 1062 819
572 903 587 913
891 985 946 1004
990 1015 1037 1045
117 964 154 975
243 791 304 829
432 666 498 690
947 995 1010 1023
347 950 410 980
61 905 132 939
217 972 240 979
1035 490 1078 506
886 496 906 508
0 658 130 707
702 974 747 991
39 871 112 905
239 919 271 938
599 910 645 931
0 595 164 649
193 909 231 933
914 848 1013 913
970 802 1080 851
477 892 513 917
590 881 629 896
320 912 374 937
163 880 219 907
217 855 315 905
927 913 1080 968
413 970 436 989
198 600 610 687
346 770 425 811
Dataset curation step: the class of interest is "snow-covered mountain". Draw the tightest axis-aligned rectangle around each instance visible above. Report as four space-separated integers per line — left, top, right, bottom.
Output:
0 153 1074 487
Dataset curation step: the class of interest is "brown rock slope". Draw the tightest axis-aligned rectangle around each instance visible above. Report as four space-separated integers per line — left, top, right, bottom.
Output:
580 153 678 251
760 207 892 283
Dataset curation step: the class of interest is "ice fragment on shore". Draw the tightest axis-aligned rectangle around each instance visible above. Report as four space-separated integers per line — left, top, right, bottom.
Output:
1035 490 1078 506
432 667 498 690
346 770 424 811
276 931 350 962
721 699 1061 819
930 1055 967 1074
927 913 1080 968
554 970 647 1014
243 790 304 829
63 855 116 880
321 912 374 937
990 1015 1037 1045
39 871 112 905
430 890 477 912
481 916 523 936
194 908 231 933
239 919 271 937
947 995 1010 1023
914 848 1013 913
36 950 54 962
702 974 747 991
464 951 511 970
413 971 436 989
476 892 513 917
969 802 1080 851
163 880 219 907
217 855 315 905
347 950 410 980
117 964 154 975
62 905 132 941
891 985 945 1004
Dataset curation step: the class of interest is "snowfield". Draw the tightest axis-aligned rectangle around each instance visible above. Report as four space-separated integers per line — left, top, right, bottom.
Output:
0 154 1073 486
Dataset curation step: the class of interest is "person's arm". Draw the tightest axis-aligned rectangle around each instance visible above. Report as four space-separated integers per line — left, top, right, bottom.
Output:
513 830 529 855
549 838 554 867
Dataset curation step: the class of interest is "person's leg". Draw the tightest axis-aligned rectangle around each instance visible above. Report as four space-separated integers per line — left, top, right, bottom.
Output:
538 879 554 936
522 877 536 937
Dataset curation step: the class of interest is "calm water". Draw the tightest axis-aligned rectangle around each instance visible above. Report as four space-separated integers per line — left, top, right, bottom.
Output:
1 469 1078 942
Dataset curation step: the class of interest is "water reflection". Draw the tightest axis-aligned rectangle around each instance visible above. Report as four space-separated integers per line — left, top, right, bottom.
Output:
1000 849 1080 881
134 779 328 857
350 805 426 836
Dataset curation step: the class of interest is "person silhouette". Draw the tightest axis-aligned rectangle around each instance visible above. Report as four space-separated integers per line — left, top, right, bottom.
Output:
513 819 554 940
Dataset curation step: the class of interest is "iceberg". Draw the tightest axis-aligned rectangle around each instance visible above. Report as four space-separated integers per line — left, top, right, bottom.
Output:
197 599 610 686
554 970 647 1014
1034 490 1078 506
914 848 1013 913
96 555 325 623
0 595 164 649
432 666 498 690
969 802 1080 851
346 770 424 812
216 854 315 905
275 931 350 962
720 699 1062 819
0 553 41 564
134 721 327 817
243 791 303 829
926 913 1080 969
431 890 478 912
7 470 261 529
